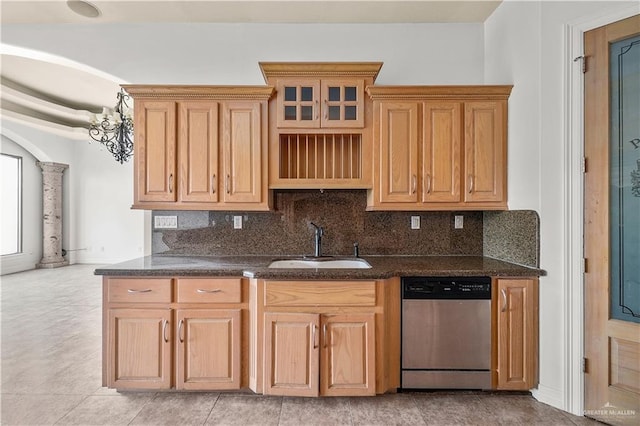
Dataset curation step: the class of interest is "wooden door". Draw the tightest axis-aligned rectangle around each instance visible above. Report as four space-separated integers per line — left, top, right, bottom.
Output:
275 80 321 128
221 101 263 204
178 101 219 203
108 308 172 389
463 101 506 204
175 309 241 390
494 279 538 390
320 314 375 396
584 15 640 425
377 101 419 204
320 79 365 128
134 100 176 202
422 102 462 203
263 312 319 397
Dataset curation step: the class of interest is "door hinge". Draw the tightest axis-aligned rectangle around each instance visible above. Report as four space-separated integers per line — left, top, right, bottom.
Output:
574 55 587 73
582 357 588 373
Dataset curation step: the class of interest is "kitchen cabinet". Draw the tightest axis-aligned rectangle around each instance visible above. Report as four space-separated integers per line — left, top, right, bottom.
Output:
263 312 375 397
175 308 241 390
367 86 511 211
124 86 274 210
492 277 539 390
134 100 177 203
273 78 365 129
260 63 382 189
103 276 247 391
250 278 399 397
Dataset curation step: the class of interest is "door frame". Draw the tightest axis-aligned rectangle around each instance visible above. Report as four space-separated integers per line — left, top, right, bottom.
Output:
565 4 640 417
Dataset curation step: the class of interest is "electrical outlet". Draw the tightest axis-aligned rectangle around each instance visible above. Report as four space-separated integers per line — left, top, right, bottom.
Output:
154 215 178 229
411 216 420 230
454 215 464 229
233 216 242 229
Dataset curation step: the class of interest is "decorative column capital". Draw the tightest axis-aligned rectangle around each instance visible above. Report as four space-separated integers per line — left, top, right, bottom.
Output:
36 162 69 174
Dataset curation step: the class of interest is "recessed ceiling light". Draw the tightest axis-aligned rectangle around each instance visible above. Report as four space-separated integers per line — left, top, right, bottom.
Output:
67 0 101 18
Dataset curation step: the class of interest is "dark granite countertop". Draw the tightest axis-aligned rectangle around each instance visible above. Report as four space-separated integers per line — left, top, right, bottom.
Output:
94 255 545 279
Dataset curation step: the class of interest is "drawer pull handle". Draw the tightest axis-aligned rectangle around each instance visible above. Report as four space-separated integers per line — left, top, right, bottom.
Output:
169 174 173 193
127 288 152 293
312 324 318 349
315 100 319 120
178 319 184 343
162 319 169 343
323 323 328 348
196 288 222 294
226 174 231 194
426 174 432 194
468 174 474 194
211 174 216 194
501 288 507 312
412 175 417 194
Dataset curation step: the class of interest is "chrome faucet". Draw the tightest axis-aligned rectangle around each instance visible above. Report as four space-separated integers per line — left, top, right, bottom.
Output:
310 222 324 257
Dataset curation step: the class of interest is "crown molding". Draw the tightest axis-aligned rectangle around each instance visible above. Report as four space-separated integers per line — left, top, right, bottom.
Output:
259 62 384 83
121 85 275 100
366 85 513 100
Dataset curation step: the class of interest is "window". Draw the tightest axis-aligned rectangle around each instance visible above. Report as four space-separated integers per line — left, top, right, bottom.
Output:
1 154 22 255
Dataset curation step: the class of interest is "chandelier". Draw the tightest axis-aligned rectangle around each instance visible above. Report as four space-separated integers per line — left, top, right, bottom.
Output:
89 89 134 164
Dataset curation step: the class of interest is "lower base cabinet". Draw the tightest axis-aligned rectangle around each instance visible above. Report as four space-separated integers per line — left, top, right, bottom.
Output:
493 277 539 390
108 308 172 389
103 277 246 391
176 309 241 390
264 312 375 397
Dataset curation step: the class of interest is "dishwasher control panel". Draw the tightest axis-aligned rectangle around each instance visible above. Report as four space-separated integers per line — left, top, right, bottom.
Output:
402 276 491 300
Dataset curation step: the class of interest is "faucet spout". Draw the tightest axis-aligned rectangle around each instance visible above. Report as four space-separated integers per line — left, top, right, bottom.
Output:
310 222 324 257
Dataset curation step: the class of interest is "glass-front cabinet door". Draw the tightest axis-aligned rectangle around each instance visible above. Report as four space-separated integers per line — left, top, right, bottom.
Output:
276 79 364 128
320 79 365 128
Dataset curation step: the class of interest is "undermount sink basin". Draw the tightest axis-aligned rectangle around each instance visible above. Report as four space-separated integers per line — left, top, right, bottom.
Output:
268 258 372 269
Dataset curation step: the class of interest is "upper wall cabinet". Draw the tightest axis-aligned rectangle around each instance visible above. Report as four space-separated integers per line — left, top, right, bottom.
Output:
260 63 382 189
367 86 512 211
124 86 274 211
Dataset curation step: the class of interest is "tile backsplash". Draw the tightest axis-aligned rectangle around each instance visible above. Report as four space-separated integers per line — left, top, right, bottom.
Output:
152 190 484 257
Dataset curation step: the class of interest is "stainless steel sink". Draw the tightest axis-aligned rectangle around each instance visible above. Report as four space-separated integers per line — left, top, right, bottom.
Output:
268 258 372 269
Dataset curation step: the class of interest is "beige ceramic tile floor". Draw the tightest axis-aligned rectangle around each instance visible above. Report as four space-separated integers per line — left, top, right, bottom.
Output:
1 265 600 425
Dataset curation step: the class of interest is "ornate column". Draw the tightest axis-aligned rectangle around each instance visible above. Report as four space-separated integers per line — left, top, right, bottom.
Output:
36 162 69 269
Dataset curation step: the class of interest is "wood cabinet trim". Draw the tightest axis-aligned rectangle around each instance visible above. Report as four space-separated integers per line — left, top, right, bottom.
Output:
260 62 383 81
123 85 274 100
367 85 513 100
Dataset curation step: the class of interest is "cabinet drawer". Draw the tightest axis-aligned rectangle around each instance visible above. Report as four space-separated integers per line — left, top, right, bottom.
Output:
107 278 172 303
265 281 376 307
176 278 242 303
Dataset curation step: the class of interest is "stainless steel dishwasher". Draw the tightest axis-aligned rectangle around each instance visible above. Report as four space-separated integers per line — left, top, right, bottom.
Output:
401 276 492 390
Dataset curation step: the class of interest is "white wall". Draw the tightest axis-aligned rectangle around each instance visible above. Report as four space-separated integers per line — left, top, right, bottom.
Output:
484 0 638 414
0 136 42 274
0 119 145 272
1 23 486 85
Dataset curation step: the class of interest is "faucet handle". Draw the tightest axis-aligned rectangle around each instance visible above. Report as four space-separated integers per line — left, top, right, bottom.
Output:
353 242 360 258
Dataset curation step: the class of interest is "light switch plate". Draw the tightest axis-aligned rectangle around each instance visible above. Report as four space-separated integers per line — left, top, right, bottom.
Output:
154 215 178 229
233 216 242 229
454 215 464 229
411 216 420 230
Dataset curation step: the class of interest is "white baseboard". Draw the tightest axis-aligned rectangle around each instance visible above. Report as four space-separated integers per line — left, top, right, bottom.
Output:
532 384 566 411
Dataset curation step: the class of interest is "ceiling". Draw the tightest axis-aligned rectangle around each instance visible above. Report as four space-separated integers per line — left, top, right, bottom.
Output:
0 0 502 139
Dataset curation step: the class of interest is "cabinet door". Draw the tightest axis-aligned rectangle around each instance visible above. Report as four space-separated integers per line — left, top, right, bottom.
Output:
178 101 219 203
108 308 172 389
175 309 241 390
321 313 375 396
422 102 462 203
320 79 365 128
221 101 263 203
264 312 319 397
495 278 538 390
135 100 177 202
276 80 321 128
464 101 506 203
377 102 419 204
